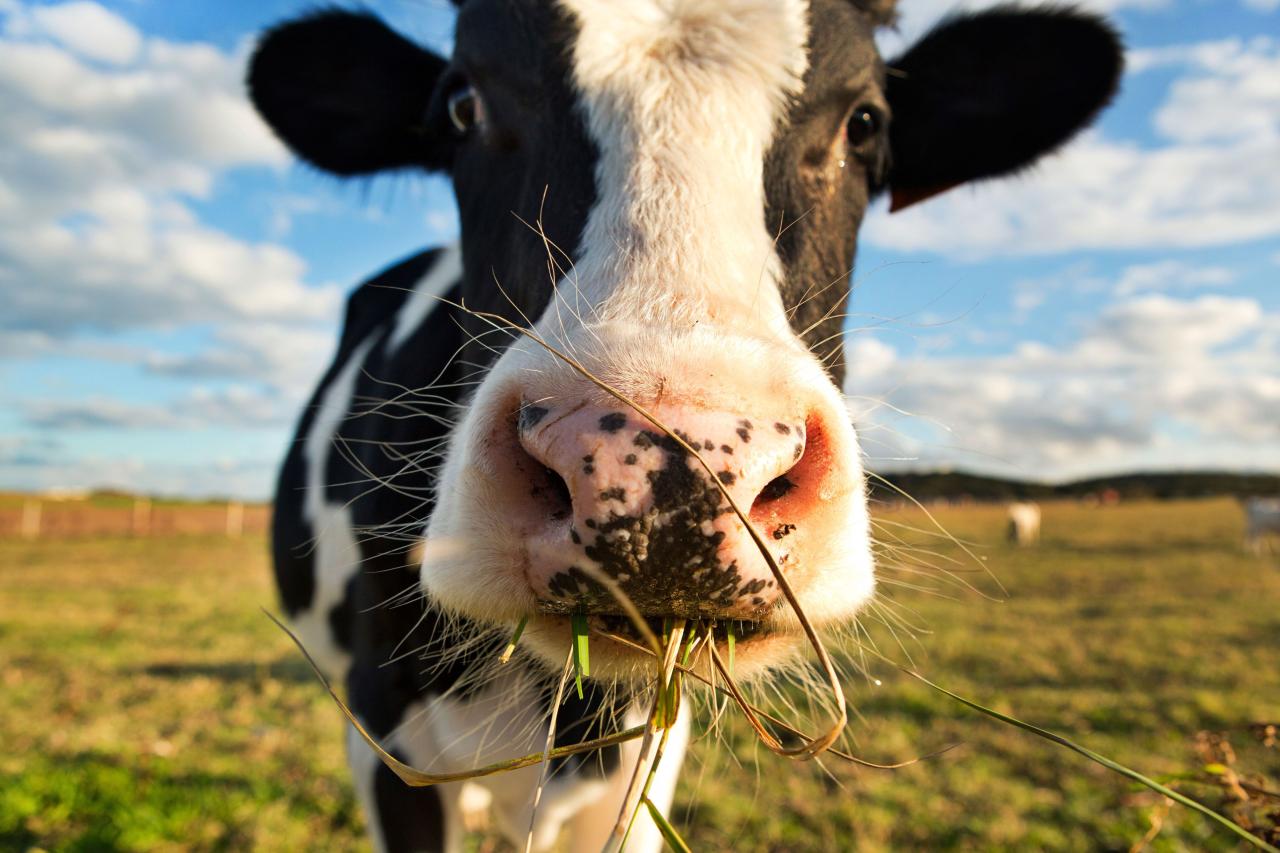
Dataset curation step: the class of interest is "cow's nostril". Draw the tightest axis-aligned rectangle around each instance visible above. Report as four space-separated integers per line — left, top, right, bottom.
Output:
754 474 797 507
540 465 572 519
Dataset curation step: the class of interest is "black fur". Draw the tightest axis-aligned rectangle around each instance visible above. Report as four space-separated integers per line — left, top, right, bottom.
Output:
374 754 448 852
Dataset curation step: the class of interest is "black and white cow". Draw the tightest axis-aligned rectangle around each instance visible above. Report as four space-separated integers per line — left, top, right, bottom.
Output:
249 2 1122 849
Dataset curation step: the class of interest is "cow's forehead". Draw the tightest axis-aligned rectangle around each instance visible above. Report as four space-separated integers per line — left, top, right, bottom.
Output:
453 0 886 96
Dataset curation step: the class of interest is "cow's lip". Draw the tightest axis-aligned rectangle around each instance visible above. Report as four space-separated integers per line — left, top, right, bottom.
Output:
586 612 770 645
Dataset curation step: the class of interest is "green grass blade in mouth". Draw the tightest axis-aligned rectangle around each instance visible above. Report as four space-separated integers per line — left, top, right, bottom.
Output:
905 669 1280 853
726 620 736 676
499 615 529 664
571 613 590 700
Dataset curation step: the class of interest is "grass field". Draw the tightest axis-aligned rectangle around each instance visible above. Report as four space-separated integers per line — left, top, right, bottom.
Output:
2 499 1277 851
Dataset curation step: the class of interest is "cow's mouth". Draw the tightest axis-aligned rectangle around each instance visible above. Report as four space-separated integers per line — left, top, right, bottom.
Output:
589 612 770 645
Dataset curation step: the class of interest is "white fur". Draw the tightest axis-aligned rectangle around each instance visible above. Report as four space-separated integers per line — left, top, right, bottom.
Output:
557 0 808 336
387 244 462 355
384 669 685 852
295 337 376 682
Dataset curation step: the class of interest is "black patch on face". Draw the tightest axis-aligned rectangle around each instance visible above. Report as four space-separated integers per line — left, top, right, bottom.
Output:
449 0 600 369
764 0 886 385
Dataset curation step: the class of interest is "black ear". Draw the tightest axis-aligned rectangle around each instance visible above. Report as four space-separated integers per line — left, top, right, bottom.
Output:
247 10 450 176
886 7 1123 211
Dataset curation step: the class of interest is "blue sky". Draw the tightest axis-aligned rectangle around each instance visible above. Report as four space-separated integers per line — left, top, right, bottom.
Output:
0 0 1277 498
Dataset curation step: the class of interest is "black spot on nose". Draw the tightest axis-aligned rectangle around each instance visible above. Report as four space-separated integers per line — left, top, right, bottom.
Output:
519 405 549 431
599 412 627 433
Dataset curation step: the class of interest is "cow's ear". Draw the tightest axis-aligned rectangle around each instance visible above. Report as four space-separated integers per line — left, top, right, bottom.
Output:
247 11 450 176
885 8 1123 211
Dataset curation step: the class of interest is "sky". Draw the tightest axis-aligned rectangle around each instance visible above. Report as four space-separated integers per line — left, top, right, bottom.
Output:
0 0 1277 499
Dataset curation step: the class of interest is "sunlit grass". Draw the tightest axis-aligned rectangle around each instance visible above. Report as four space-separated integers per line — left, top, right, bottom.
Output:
2 498 1276 851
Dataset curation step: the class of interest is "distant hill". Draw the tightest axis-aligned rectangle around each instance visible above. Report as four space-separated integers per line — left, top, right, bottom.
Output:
867 469 1280 503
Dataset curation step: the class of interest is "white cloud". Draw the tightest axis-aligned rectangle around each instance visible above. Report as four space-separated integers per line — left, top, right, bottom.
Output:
1243 0 1280 11
23 385 296 431
0 1 336 341
6 1 143 65
866 37 1280 258
1112 260 1235 296
846 295 1280 478
144 321 337 396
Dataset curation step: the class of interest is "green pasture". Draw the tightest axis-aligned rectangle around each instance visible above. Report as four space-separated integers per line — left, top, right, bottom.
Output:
1 499 1277 851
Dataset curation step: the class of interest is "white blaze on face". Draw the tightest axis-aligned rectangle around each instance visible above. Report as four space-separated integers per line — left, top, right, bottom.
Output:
557 0 809 334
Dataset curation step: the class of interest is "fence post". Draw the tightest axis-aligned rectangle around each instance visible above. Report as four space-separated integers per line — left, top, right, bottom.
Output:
226 501 244 538
132 497 152 537
21 499 41 539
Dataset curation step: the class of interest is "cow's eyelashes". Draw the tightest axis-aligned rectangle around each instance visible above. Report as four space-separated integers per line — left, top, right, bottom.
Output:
446 84 484 135
845 105 881 147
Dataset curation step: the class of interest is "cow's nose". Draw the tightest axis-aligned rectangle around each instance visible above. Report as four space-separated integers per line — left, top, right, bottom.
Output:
513 404 813 619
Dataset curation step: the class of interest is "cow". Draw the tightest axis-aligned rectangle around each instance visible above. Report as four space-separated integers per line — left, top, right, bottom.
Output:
248 2 1122 850
1244 497 1280 555
1007 501 1042 546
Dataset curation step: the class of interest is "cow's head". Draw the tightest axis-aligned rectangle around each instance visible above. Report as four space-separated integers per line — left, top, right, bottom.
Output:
249 1 1121 679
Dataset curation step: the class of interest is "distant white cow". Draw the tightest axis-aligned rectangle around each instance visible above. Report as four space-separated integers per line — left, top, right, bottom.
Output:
1007 501 1042 546
1244 497 1280 555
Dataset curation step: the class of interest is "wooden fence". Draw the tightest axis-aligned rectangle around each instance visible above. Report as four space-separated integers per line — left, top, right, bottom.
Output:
0 499 270 539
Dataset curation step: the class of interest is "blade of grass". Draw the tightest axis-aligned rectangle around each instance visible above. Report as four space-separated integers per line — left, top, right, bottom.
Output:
726 620 736 676
644 796 692 853
571 613 590 700
499 614 529 664
902 668 1279 853
524 647 574 853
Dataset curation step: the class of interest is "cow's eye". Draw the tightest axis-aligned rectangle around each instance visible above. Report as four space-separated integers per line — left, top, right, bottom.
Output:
447 84 482 135
846 106 880 147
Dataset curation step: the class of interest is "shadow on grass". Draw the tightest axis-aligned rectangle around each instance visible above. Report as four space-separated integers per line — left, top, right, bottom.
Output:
139 657 315 684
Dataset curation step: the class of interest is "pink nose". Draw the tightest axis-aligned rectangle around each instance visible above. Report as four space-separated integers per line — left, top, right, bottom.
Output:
515 404 809 619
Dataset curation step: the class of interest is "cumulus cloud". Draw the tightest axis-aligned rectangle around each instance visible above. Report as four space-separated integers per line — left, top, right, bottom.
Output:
0 1 341 340
866 36 1280 257
846 295 1280 478
1112 260 1236 296
23 385 296 431
15 1 143 65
